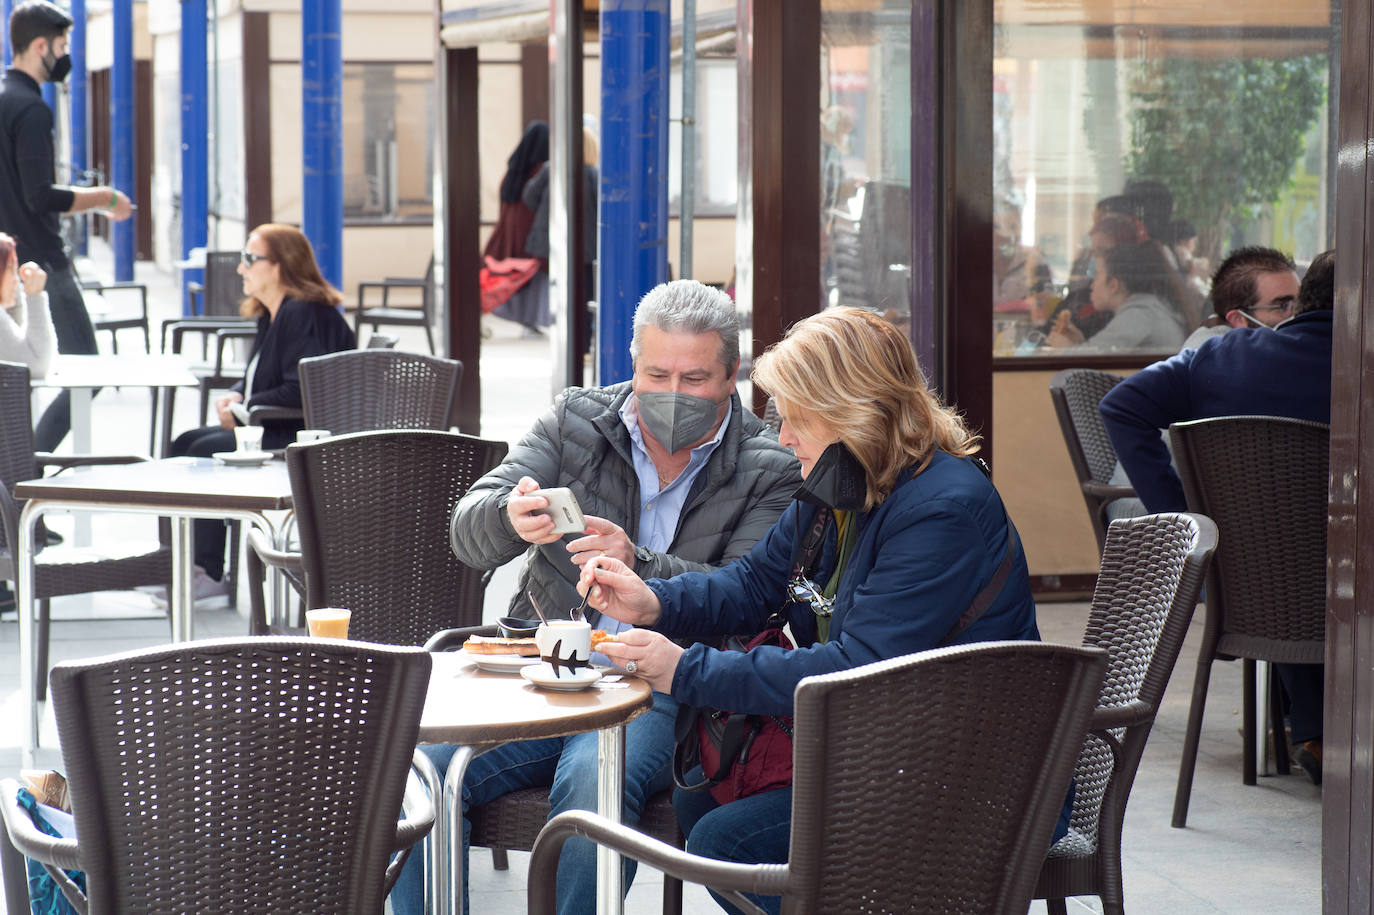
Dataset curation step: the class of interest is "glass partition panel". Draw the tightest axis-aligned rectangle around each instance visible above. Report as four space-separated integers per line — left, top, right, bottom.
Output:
821 2 912 325
992 1 1336 358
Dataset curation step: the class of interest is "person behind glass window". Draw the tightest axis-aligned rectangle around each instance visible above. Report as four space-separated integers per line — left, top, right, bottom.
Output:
1048 241 1189 352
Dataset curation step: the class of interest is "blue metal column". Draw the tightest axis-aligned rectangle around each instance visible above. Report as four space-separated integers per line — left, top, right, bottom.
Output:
111 0 134 281
598 0 670 384
69 0 87 254
0 0 11 68
301 0 343 289
179 0 207 313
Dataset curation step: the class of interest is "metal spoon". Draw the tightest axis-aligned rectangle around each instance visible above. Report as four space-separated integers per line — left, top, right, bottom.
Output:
526 591 551 625
570 589 589 623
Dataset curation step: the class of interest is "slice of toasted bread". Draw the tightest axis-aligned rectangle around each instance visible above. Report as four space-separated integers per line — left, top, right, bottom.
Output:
463 635 539 656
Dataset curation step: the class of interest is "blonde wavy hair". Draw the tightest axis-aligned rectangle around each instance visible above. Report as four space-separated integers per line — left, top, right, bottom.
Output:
753 307 980 509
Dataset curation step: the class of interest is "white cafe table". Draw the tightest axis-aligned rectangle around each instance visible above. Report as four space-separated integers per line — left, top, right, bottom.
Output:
14 456 294 765
416 650 653 915
35 353 198 457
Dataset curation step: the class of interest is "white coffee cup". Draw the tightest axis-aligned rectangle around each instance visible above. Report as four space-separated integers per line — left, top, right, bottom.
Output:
535 620 592 677
296 429 331 444
234 425 264 453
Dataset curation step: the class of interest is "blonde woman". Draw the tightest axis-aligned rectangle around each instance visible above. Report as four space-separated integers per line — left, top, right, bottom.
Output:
0 232 56 377
581 307 1039 915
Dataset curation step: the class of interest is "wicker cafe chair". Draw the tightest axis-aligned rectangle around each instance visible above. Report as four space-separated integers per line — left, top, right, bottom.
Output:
0 361 171 702
1169 416 1329 827
0 638 434 914
246 430 508 644
246 348 464 439
1036 512 1217 915
529 641 1108 915
1049 369 1137 552
424 626 688 915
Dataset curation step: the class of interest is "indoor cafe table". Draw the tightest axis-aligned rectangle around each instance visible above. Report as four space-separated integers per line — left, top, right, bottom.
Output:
416 650 654 915
14 455 294 764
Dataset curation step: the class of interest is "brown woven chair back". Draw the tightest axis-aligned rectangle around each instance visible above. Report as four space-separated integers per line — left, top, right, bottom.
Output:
1170 415 1328 659
50 638 430 914
786 641 1107 915
1036 512 1216 912
286 429 508 644
297 349 463 435
0 361 37 554
1050 368 1132 549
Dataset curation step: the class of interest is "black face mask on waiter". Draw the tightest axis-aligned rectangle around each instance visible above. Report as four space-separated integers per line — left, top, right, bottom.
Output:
793 442 867 512
42 47 72 83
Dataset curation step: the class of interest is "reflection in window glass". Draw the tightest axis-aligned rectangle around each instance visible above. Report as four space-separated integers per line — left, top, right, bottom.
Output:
993 5 1334 357
342 63 434 222
821 3 911 327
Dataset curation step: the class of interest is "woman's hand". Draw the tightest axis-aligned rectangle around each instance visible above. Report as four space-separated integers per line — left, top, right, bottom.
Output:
18 262 45 296
577 555 662 626
596 628 682 694
567 516 634 568
505 477 563 545
215 391 243 430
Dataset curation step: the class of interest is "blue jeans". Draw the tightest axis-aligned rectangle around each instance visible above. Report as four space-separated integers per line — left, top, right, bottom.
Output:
34 265 99 452
672 774 791 915
391 690 678 915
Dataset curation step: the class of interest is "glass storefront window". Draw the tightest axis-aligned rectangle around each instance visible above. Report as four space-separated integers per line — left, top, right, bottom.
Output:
820 2 912 324
342 63 435 223
992 3 1335 358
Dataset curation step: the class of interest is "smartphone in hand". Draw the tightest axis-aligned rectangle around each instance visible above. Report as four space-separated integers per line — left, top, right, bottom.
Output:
534 487 587 535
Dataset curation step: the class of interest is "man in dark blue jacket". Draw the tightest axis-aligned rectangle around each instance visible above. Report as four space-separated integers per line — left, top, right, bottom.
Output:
1100 250 1333 782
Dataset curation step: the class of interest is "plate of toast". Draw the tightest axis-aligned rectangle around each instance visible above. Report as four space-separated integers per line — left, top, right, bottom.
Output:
462 634 541 673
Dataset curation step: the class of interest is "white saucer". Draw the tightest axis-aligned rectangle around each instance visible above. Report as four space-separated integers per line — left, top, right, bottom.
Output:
520 664 602 691
212 450 273 467
463 648 541 674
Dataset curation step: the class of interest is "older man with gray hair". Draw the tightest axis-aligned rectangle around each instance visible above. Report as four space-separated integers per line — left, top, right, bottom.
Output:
391 279 800 915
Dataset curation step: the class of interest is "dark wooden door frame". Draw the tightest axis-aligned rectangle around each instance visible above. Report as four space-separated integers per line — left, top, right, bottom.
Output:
910 0 993 461
1325 0 1373 908
738 0 821 416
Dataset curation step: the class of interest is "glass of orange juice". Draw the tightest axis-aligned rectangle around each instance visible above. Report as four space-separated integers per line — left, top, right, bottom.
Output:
306 607 351 639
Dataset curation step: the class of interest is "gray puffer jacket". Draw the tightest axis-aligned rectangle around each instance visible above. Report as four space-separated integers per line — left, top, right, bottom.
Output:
450 382 802 623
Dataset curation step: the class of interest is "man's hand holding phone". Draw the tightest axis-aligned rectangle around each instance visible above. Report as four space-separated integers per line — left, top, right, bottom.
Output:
507 477 587 545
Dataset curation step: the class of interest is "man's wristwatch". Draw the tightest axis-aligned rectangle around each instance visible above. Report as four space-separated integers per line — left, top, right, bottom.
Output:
632 545 655 569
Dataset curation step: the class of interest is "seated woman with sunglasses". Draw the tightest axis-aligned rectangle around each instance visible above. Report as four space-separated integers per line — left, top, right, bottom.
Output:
167 223 354 600
579 307 1040 915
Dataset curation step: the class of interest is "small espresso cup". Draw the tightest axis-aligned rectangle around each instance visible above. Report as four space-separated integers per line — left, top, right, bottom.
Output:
234 425 264 453
306 607 351 639
535 619 592 677
296 429 331 444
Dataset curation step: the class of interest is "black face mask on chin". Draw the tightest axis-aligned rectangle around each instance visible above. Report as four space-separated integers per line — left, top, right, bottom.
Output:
794 442 868 512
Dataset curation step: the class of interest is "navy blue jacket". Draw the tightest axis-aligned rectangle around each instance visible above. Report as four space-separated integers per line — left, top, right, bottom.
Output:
1099 310 1332 512
649 451 1039 717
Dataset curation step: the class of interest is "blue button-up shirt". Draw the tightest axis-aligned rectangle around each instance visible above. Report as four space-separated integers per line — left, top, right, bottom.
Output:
595 393 732 644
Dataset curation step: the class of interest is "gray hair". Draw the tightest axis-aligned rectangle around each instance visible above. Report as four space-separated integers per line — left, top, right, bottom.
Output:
629 280 740 372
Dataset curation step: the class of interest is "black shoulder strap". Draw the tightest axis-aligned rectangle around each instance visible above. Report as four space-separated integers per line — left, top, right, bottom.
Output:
938 509 1020 647
789 506 833 581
